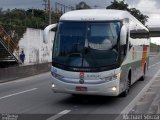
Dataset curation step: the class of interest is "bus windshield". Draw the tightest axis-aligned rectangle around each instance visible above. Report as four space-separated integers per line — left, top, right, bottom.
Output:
53 21 121 68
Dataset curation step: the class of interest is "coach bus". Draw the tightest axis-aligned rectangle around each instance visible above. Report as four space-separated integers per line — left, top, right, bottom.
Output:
44 9 150 97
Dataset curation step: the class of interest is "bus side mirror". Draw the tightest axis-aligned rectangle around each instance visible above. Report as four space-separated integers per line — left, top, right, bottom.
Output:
43 24 57 44
120 25 127 45
129 42 133 50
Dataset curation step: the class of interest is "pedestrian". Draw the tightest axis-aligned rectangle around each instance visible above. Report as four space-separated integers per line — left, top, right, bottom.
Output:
20 50 25 64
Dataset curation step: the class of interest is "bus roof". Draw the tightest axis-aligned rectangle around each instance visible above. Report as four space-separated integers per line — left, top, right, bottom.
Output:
61 9 134 21
60 9 148 31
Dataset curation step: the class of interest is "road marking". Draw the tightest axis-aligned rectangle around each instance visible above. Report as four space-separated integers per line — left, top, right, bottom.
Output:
115 68 160 120
148 61 160 69
47 110 71 120
0 88 38 100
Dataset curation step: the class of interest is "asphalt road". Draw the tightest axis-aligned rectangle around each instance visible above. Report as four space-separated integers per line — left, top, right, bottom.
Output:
0 54 160 120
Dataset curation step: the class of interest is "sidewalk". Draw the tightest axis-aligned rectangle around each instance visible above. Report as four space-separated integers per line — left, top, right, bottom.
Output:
129 71 160 114
128 52 160 115
115 70 160 120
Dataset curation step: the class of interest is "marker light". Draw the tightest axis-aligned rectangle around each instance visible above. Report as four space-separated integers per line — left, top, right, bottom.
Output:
51 71 64 80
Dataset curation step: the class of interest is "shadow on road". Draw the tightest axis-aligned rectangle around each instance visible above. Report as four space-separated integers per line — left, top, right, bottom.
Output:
57 94 119 107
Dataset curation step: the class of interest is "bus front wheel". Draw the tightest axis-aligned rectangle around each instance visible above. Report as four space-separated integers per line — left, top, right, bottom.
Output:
120 72 131 97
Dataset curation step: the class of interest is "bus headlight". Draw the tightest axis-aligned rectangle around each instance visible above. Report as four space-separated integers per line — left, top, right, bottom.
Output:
100 76 113 82
51 71 64 80
100 72 121 82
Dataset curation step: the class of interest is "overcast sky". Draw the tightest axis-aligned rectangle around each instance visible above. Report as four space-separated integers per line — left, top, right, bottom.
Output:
0 0 160 44
0 0 160 27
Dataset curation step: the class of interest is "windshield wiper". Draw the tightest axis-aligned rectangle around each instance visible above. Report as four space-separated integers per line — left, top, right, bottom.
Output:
67 53 82 57
83 37 91 54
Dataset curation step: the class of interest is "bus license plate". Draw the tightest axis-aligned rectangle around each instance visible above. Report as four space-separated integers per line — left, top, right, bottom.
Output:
76 86 87 92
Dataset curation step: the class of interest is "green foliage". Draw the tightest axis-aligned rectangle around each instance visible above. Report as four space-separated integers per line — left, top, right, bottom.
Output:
0 8 58 29
0 8 3 15
0 8 62 51
150 43 160 52
106 0 148 25
129 8 148 25
0 9 44 44
1 24 26 44
76 1 91 10
107 0 129 11
0 8 62 46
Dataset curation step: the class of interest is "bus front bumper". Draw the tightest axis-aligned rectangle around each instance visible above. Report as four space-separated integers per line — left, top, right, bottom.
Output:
51 77 120 96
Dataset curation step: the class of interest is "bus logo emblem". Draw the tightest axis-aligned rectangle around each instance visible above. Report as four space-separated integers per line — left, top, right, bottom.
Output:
80 72 84 77
79 79 84 84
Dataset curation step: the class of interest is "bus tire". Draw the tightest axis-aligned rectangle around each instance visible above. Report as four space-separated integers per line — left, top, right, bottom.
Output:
120 71 131 97
140 64 146 81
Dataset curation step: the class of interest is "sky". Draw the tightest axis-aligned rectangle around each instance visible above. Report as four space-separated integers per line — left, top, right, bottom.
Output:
0 0 160 43
0 0 160 26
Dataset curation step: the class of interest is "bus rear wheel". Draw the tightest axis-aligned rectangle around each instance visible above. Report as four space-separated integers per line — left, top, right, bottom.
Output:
140 64 146 81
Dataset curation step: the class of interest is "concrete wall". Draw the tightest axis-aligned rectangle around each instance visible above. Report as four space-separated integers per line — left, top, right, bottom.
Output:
19 28 55 64
0 62 51 82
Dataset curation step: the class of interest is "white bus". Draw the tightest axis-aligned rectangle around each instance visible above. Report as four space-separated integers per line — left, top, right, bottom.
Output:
44 9 150 97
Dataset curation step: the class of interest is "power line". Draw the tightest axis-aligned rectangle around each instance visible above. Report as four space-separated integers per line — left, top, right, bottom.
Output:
48 0 51 25
55 2 74 14
42 0 51 25
42 0 48 12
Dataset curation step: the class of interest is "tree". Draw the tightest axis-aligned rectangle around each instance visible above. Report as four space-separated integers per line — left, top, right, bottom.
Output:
0 8 61 29
0 8 3 15
106 0 148 25
76 1 91 10
129 8 148 25
107 0 129 11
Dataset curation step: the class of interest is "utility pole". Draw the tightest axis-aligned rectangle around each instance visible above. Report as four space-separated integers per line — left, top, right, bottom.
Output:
24 12 26 26
48 0 51 25
55 2 74 14
42 0 48 12
42 0 51 25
